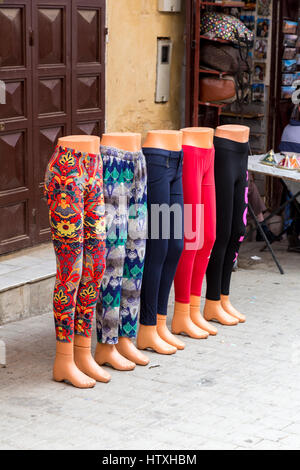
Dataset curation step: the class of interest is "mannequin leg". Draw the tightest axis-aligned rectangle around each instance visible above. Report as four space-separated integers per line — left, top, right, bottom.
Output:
205 152 239 325
220 171 248 322
50 221 99 387
116 338 149 365
173 255 210 338
119 157 148 364
173 235 203 337
190 295 218 335
45 147 103 388
157 314 185 350
73 171 109 381
138 238 175 354
95 149 140 369
139 221 177 360
94 343 136 371
53 341 96 388
172 302 209 338
173 146 211 338
220 295 246 323
155 169 185 349
96 247 137 370
203 299 238 325
138 160 178 354
74 336 111 382
189 164 217 334
137 325 177 354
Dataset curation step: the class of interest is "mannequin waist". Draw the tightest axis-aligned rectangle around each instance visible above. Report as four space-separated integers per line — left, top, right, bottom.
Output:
101 144 143 161
214 136 249 154
142 147 183 169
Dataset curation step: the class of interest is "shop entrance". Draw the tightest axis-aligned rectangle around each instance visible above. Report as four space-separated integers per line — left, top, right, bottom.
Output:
0 0 106 255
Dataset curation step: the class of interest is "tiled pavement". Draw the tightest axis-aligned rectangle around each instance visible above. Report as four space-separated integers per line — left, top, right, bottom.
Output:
0 241 300 450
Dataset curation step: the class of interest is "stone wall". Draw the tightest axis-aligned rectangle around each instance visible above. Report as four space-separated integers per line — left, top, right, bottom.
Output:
105 0 185 137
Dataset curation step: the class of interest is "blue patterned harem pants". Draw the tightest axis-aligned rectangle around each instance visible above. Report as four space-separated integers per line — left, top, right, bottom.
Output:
96 145 147 344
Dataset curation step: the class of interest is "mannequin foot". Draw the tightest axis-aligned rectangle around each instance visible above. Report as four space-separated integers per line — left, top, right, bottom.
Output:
116 337 149 366
94 343 136 371
172 302 209 339
74 336 111 383
137 325 177 355
221 295 246 323
157 314 185 350
190 295 218 335
204 299 239 326
53 342 96 388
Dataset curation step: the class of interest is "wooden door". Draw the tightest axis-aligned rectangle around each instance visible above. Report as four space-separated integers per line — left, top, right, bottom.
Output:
0 1 34 254
0 0 106 254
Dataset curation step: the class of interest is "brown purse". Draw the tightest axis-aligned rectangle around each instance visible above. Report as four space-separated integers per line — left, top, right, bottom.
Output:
199 75 236 104
200 42 252 74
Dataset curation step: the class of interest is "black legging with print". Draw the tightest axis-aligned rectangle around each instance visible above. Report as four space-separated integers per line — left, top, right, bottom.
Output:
206 136 249 301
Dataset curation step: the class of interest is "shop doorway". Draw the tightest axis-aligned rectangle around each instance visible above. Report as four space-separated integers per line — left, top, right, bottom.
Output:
0 0 106 255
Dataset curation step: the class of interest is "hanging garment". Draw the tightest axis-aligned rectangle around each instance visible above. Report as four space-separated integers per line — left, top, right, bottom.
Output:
96 145 147 344
279 119 300 154
248 172 266 216
174 145 216 304
140 148 184 326
44 145 106 343
205 137 249 301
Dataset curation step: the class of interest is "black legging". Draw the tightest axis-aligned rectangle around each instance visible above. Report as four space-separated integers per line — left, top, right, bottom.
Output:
206 136 249 301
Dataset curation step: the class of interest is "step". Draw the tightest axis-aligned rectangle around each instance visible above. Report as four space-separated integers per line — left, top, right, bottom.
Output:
0 244 55 325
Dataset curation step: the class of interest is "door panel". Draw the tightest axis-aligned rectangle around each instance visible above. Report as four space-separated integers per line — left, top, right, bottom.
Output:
0 202 27 240
0 132 26 191
77 8 101 64
0 80 26 120
38 8 65 65
0 1 33 254
0 6 25 67
38 78 65 115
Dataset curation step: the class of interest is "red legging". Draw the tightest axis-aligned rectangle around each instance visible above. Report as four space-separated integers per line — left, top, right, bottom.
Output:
174 145 216 304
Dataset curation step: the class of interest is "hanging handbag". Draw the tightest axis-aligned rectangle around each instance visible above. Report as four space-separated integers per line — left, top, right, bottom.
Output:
199 75 236 104
200 42 252 74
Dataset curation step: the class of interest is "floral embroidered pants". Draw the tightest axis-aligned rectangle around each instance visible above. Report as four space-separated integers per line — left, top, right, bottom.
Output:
44 145 106 343
96 145 147 344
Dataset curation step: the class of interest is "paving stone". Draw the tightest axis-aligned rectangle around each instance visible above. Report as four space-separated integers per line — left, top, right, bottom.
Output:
281 423 300 435
253 440 284 450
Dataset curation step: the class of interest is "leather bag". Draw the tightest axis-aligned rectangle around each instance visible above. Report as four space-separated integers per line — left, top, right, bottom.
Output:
200 42 252 74
199 75 236 104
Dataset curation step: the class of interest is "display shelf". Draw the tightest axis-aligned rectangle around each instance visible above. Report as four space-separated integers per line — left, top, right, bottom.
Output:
221 111 264 119
199 34 231 44
199 67 226 76
199 101 226 108
192 0 249 128
200 1 245 7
